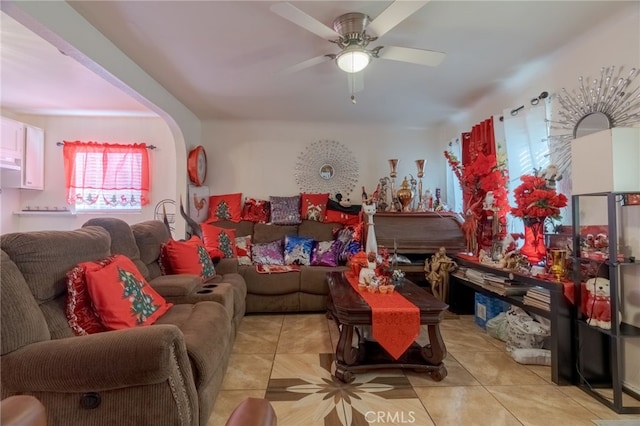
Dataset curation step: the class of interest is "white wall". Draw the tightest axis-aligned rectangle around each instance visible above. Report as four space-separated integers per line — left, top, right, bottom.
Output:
0 115 176 233
202 119 446 204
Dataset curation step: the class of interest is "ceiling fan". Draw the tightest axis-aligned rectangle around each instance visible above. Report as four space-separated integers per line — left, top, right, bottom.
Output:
270 1 446 99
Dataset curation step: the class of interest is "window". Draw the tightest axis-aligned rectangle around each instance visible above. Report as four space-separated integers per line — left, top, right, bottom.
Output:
503 103 550 232
63 141 150 212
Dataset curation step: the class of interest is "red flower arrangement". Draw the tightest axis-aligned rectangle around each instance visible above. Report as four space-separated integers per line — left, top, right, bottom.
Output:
511 174 568 222
445 150 509 253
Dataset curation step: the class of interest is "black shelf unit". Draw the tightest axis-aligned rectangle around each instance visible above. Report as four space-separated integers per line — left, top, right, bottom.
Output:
451 256 575 385
572 191 640 414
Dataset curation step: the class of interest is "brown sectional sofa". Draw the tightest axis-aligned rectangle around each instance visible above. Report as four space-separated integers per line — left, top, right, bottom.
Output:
1 216 351 425
0 221 246 426
212 219 349 313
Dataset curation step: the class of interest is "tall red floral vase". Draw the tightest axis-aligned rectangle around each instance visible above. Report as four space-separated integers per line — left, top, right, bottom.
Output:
521 218 547 264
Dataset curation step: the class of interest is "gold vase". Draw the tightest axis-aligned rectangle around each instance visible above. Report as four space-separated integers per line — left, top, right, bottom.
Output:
388 159 399 212
415 159 425 208
549 249 567 281
396 177 414 212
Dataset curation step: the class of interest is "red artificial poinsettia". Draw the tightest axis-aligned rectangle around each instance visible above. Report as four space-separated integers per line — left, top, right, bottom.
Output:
444 151 510 215
445 150 510 252
511 174 568 221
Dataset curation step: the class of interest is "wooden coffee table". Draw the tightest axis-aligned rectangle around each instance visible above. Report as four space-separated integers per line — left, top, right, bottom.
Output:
326 271 449 383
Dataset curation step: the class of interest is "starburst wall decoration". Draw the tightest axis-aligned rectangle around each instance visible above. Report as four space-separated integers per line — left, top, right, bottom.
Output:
548 65 640 175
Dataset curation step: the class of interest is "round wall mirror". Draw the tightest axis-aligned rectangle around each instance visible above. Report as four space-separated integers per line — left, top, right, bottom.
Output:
573 112 611 139
319 164 334 180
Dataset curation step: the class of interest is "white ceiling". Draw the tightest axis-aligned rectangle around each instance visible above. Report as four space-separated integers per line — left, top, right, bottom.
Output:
1 1 635 127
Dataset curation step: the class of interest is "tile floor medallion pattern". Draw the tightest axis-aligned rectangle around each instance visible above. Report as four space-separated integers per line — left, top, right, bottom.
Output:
209 313 640 426
266 353 425 426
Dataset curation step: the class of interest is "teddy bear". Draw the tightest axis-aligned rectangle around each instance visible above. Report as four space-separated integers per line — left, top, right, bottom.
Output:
584 277 611 329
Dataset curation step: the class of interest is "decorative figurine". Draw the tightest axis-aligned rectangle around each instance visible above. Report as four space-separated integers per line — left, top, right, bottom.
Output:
362 201 378 255
425 247 458 302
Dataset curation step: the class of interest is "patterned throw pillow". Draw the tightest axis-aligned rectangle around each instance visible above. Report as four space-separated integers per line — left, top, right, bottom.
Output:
251 240 285 265
300 193 329 222
207 193 242 223
284 235 315 266
241 198 271 223
161 236 216 281
85 255 173 330
66 257 115 335
201 223 237 259
235 235 252 266
310 240 341 267
270 195 301 225
334 225 363 263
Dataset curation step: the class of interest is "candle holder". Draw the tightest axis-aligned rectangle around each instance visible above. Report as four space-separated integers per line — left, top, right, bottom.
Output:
415 159 425 209
388 159 398 212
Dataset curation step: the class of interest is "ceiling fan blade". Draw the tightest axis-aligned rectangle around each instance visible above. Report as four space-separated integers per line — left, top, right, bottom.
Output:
278 55 334 75
367 0 430 38
347 72 364 94
378 45 445 67
270 2 340 40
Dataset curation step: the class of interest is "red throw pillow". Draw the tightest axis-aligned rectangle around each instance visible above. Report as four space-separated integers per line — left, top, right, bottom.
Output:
300 193 329 222
201 224 237 259
235 235 252 266
241 198 271 223
66 257 115 335
325 209 361 225
207 193 242 223
161 236 217 281
85 255 172 330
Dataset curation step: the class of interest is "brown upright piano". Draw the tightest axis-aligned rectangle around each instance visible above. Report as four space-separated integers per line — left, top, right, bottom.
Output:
373 212 466 282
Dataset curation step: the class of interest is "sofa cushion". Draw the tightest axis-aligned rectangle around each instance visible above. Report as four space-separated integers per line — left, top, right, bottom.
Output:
85 255 173 330
298 220 341 241
269 195 301 225
251 240 284 265
300 193 329 222
1 227 112 339
208 193 242 223
212 220 255 240
161 237 216 281
201 224 237 259
131 220 172 280
148 274 201 297
82 217 150 278
1 250 51 355
284 235 314 266
253 223 298 244
241 198 270 223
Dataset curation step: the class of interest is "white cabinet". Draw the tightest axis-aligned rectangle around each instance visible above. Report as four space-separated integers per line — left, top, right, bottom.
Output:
0 117 44 190
23 125 44 189
1 116 24 162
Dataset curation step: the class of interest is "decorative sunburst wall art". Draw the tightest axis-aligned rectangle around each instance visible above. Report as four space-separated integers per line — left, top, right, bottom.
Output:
295 140 359 198
548 65 640 175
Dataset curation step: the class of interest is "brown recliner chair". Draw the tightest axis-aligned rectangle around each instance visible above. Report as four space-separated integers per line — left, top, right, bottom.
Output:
1 396 276 426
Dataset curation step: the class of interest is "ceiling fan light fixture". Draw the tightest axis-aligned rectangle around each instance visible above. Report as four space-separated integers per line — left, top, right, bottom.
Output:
336 47 370 73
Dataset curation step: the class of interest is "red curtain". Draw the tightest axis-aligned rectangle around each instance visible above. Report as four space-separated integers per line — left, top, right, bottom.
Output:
462 117 495 168
63 141 150 206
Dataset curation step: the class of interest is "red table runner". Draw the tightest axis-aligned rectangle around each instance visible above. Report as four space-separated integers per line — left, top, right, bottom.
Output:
344 271 420 360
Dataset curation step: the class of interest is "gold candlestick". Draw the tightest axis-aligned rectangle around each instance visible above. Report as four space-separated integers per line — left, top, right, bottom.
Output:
388 159 398 212
415 159 425 209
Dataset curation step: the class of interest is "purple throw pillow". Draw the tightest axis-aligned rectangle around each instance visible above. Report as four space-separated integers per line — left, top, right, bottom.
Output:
310 240 340 267
251 240 284 265
270 195 301 225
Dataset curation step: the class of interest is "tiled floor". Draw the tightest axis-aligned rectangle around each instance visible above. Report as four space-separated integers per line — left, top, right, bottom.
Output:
208 313 640 426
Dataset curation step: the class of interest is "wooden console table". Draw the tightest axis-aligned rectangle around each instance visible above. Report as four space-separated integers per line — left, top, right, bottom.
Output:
326 272 449 383
450 256 575 385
